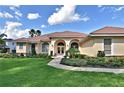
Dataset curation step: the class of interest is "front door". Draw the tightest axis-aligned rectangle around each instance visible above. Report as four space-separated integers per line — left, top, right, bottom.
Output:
58 46 64 55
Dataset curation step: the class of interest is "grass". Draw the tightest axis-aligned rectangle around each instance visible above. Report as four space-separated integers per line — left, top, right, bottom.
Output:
0 58 124 87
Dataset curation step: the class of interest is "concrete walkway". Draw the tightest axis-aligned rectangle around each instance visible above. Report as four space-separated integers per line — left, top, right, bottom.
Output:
48 58 124 74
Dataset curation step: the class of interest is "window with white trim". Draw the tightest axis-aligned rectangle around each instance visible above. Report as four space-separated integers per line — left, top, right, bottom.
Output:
19 43 23 49
42 42 49 53
104 39 112 55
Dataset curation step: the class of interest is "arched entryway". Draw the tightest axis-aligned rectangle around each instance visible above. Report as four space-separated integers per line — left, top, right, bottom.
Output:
54 40 66 55
70 39 79 49
71 42 79 49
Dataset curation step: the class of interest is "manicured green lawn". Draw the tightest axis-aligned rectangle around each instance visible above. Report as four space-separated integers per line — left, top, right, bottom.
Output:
0 58 124 87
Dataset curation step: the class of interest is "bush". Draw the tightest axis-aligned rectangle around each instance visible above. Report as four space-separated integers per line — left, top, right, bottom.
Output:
0 53 18 58
0 48 7 53
67 48 80 58
34 53 51 59
61 58 87 67
61 57 124 68
97 51 105 57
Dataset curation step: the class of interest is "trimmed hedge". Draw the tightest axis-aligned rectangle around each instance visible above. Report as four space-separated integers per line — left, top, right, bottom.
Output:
0 53 51 59
61 57 124 68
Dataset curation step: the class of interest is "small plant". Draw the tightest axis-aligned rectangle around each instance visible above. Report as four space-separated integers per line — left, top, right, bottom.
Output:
97 51 105 57
67 48 80 58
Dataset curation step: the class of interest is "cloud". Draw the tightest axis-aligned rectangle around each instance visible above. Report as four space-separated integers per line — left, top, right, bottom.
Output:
115 6 124 11
55 8 59 11
97 5 102 8
27 13 41 20
48 5 89 25
9 6 22 18
81 17 90 22
0 12 14 18
0 21 29 39
41 24 46 28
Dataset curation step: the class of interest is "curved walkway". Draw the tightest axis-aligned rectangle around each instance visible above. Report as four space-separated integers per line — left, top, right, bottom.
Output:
48 58 124 74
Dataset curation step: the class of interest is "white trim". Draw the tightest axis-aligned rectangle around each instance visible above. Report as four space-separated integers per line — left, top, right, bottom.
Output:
103 38 113 56
102 39 104 51
90 34 124 36
111 39 114 56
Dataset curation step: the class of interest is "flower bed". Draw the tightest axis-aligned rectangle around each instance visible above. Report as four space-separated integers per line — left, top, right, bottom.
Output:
60 57 124 68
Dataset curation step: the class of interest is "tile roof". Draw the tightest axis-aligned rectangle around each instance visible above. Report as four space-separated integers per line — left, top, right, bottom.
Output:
90 26 124 34
15 31 86 43
48 31 87 38
15 38 30 42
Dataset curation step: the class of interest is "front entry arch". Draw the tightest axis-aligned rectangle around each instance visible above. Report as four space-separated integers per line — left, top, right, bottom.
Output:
57 42 65 54
54 40 66 55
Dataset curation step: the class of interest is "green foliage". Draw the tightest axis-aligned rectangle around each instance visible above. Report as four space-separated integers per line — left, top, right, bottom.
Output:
31 48 36 56
0 58 124 86
0 39 5 44
29 29 41 37
0 48 7 53
67 48 80 58
36 30 41 36
61 57 124 68
0 53 18 58
34 53 51 59
97 51 105 57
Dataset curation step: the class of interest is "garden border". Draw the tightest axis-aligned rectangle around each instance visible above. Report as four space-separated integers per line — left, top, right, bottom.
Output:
48 58 124 74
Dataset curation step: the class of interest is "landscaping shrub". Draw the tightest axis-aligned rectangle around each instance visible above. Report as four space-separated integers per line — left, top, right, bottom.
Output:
97 51 105 57
61 57 124 68
34 53 51 59
0 53 18 58
67 48 80 58
0 48 7 53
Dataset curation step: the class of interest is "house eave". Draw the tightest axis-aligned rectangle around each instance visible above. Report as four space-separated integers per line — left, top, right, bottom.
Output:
89 34 124 36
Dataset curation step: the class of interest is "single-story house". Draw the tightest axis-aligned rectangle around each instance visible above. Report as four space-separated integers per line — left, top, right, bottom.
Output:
15 26 124 57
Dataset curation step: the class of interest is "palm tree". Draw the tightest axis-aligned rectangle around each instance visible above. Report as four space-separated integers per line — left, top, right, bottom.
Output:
29 29 35 37
36 30 41 36
29 29 41 37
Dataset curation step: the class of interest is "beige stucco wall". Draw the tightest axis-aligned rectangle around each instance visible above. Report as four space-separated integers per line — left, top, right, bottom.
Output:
80 37 103 57
16 43 31 54
16 36 124 57
49 37 83 55
81 36 124 57
112 37 124 56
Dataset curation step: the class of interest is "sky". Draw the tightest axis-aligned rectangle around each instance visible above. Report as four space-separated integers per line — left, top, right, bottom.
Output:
0 5 124 39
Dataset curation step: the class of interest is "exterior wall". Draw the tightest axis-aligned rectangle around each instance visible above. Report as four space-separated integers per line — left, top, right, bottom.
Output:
81 37 103 57
81 36 124 57
50 37 82 56
35 42 51 55
16 43 31 56
35 43 41 54
16 36 124 57
112 37 124 56
5 40 16 53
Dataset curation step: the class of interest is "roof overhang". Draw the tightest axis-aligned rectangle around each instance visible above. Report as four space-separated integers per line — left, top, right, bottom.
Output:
89 34 124 36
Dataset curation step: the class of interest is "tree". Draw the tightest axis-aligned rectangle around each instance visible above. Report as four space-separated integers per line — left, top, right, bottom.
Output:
29 29 41 37
0 33 7 53
36 30 41 36
0 33 7 44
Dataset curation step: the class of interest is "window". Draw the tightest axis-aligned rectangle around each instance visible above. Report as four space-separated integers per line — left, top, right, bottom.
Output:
104 39 112 55
71 42 79 49
12 42 14 45
19 43 23 49
57 42 64 46
42 42 49 53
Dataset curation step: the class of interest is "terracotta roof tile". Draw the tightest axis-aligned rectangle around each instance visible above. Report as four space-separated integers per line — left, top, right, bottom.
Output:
48 31 87 38
15 31 86 43
15 38 30 42
90 26 124 34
